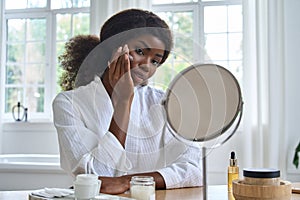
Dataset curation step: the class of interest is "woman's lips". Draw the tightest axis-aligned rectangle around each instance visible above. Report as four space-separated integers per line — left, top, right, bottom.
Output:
131 69 147 83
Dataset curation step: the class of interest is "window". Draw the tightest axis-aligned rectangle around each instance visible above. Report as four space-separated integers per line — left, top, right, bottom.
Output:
1 0 90 121
151 0 243 90
1 0 242 121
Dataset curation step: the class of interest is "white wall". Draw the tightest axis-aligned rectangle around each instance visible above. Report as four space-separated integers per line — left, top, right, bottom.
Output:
0 0 3 155
206 130 244 185
284 0 300 181
1 123 59 154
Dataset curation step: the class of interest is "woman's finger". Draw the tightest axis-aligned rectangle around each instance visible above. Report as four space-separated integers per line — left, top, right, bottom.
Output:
124 54 132 82
108 47 122 83
109 46 122 75
114 52 123 79
122 44 131 75
116 45 130 79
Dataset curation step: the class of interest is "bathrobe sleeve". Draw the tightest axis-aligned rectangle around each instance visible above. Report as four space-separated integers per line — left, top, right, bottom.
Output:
156 135 203 188
52 79 128 176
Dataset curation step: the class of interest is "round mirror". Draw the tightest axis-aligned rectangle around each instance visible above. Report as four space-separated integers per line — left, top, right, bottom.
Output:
163 63 243 144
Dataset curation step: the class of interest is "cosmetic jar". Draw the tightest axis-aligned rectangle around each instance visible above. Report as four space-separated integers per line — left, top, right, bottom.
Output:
74 174 101 200
232 168 292 200
130 176 155 200
243 168 280 186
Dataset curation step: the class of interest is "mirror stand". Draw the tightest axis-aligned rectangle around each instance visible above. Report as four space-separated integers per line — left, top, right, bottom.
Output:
202 146 207 200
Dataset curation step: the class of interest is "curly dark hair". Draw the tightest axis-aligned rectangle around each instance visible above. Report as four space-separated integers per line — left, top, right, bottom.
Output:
58 9 173 91
58 35 100 91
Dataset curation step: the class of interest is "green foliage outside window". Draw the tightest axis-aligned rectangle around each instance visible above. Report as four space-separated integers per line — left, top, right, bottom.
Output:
152 11 194 90
293 142 300 169
56 13 90 93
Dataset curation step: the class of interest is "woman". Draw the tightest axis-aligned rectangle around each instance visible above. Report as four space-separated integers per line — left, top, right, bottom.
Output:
53 9 202 194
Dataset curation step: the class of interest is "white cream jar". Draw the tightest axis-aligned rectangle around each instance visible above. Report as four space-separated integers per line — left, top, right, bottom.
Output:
74 174 101 200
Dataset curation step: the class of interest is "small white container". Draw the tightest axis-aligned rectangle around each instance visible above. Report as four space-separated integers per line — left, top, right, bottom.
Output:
74 174 101 200
130 176 155 200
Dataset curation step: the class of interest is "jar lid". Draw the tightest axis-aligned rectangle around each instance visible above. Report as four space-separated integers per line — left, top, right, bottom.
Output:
74 174 98 185
131 176 154 182
243 168 280 178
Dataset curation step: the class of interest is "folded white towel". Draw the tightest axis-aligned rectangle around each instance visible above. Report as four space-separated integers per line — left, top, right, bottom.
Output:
31 188 74 198
30 188 136 200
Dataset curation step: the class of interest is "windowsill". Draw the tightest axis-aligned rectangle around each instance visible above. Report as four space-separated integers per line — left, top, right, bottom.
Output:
2 120 56 132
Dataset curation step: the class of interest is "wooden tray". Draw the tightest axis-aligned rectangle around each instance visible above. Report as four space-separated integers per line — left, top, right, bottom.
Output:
292 182 300 194
29 193 134 200
232 180 292 200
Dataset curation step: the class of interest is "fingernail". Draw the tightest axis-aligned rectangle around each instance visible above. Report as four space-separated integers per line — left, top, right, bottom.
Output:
129 55 133 61
107 61 111 68
124 44 129 52
117 46 122 53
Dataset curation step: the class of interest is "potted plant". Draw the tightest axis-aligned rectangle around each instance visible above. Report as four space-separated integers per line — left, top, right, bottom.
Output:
293 141 300 169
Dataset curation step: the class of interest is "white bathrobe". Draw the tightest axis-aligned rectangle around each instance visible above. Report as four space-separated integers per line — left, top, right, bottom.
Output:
52 76 202 189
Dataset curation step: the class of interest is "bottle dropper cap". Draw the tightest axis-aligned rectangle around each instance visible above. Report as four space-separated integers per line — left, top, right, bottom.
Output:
230 151 237 167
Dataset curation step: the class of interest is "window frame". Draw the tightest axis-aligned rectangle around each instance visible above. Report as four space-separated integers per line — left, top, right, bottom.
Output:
1 1 90 122
152 0 243 78
152 3 201 62
3 11 52 120
152 0 242 61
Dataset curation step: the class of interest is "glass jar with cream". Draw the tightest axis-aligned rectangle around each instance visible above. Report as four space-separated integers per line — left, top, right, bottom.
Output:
130 176 155 200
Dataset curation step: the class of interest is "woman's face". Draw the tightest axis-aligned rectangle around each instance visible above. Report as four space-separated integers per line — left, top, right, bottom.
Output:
126 34 166 86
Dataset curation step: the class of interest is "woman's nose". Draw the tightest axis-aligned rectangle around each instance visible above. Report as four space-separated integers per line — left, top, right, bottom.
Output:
139 63 150 72
139 57 151 72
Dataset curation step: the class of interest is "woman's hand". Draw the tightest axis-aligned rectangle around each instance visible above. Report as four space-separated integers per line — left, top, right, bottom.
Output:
107 44 134 106
99 176 130 195
99 172 166 195
101 45 134 147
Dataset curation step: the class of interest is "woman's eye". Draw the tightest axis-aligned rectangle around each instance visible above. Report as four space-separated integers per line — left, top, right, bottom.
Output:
152 60 159 67
135 48 144 55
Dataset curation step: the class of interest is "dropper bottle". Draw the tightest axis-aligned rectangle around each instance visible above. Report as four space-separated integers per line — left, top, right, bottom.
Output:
228 151 239 192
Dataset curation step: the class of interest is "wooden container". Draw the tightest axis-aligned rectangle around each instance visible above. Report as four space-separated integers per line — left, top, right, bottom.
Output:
232 180 292 200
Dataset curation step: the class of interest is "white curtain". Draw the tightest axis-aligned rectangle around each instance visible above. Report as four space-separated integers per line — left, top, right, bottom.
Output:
0 0 3 154
242 0 286 176
90 0 152 35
